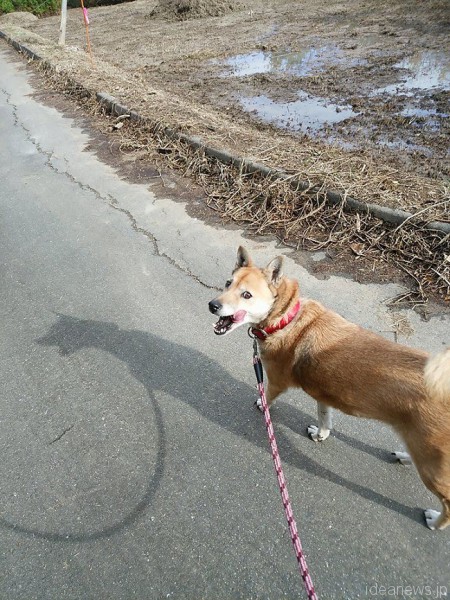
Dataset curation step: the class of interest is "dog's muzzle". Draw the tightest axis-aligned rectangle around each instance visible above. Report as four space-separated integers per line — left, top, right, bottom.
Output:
209 300 247 335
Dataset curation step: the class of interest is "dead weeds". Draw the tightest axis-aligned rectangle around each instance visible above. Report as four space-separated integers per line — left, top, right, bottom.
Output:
112 115 450 305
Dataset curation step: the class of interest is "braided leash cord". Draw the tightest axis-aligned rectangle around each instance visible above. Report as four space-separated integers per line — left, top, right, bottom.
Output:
252 341 318 600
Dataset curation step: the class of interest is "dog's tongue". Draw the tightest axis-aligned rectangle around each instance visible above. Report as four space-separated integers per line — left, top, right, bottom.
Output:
232 310 247 323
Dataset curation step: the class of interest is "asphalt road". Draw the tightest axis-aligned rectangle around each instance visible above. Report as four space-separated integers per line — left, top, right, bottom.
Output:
0 43 449 600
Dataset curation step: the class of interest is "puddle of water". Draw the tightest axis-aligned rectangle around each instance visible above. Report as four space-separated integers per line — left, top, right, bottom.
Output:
374 50 450 95
323 134 356 150
400 106 448 131
341 120 437 154
219 46 366 78
240 91 358 133
378 137 434 156
401 107 446 118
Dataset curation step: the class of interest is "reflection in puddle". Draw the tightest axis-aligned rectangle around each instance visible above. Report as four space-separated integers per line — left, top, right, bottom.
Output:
220 46 366 77
374 50 450 95
240 91 358 133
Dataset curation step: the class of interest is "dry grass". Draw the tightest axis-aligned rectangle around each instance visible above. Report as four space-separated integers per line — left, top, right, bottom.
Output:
111 117 450 305
149 0 242 21
7 36 450 305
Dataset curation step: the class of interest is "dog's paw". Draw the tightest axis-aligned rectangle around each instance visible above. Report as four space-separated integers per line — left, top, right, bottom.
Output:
254 398 263 412
391 451 412 466
307 425 330 442
424 509 441 530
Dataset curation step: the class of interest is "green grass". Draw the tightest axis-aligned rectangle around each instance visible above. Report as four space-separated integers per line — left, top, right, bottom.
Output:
0 0 59 15
0 0 133 15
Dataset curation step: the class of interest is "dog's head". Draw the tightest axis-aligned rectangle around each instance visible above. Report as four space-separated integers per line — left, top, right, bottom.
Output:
208 246 284 336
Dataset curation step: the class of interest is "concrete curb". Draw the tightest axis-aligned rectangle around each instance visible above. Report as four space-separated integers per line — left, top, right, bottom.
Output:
0 31 42 62
2 30 449 235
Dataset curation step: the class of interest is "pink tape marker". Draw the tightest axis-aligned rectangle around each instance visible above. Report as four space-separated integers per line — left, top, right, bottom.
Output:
83 7 89 25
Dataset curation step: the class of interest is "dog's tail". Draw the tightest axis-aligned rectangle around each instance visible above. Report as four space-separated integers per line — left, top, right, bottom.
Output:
424 349 450 403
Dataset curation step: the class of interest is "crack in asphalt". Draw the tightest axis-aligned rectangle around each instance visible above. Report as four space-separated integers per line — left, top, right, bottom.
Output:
3 86 57 170
1 86 16 124
3 88 220 292
49 424 74 445
104 200 220 290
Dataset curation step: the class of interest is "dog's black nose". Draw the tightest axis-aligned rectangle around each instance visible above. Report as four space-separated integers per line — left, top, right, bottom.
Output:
209 299 221 314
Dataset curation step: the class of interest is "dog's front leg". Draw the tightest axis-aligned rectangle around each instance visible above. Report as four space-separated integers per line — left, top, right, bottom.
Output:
391 451 412 466
255 380 283 412
308 402 333 442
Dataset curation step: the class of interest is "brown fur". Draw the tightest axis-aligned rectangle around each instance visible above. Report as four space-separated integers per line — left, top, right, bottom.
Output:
210 248 450 530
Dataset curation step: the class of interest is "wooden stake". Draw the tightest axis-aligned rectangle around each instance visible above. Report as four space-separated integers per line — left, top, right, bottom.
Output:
58 0 67 46
80 0 94 66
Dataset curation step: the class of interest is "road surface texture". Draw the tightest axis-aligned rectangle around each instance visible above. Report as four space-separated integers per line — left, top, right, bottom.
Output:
1 44 449 600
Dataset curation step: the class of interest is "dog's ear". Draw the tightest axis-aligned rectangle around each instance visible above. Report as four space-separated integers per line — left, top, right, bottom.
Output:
235 246 253 269
264 256 284 286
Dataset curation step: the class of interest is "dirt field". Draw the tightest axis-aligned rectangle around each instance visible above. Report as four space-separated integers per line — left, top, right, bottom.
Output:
1 0 449 303
2 0 449 219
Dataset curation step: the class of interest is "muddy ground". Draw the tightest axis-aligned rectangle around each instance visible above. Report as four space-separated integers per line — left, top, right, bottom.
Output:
1 0 449 221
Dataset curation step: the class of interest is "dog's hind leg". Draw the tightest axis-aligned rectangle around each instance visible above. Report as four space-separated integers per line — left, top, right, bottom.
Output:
423 475 450 530
402 433 450 530
308 402 333 442
424 499 450 531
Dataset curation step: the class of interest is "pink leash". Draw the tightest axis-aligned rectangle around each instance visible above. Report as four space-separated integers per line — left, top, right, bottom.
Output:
251 336 319 600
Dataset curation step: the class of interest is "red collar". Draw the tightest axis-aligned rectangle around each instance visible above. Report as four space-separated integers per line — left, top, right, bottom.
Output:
251 300 301 340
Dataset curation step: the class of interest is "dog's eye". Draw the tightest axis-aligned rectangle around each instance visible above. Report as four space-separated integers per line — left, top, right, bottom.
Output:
242 291 252 299
225 279 232 288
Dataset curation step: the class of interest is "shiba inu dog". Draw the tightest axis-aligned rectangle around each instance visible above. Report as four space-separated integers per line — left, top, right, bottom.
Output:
209 246 450 530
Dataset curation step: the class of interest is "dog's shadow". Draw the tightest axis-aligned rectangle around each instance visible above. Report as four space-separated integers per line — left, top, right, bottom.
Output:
1 314 425 541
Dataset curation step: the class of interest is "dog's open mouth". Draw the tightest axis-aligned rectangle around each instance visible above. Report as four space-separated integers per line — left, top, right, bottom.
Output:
213 310 247 335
